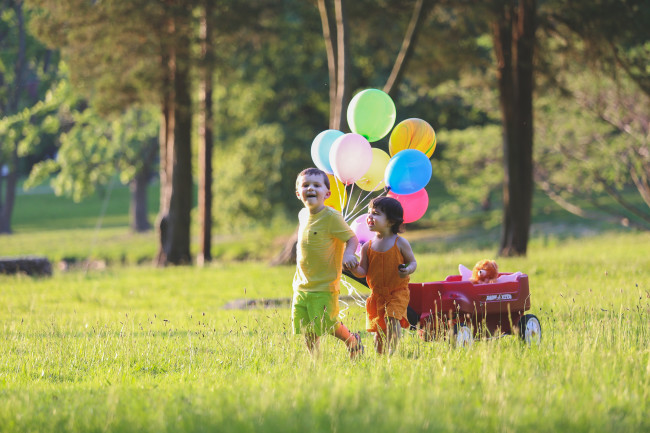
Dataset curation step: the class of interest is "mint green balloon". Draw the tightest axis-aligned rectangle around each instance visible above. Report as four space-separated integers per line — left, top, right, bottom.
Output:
347 89 396 142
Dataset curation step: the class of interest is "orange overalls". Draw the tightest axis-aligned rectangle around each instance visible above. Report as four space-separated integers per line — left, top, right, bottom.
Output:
365 238 410 333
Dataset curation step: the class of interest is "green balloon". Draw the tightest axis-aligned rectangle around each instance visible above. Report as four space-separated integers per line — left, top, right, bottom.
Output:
347 89 396 142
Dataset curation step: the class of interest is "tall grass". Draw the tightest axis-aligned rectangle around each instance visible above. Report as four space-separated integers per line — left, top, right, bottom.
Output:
1 231 649 432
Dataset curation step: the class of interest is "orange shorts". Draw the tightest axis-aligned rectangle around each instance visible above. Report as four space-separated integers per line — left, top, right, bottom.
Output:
366 288 410 333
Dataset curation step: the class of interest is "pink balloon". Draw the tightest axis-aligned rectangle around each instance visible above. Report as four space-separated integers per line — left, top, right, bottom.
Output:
350 214 373 244
329 133 372 184
388 188 429 223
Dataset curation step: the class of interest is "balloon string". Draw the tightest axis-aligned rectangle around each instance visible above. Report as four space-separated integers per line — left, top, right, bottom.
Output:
338 297 349 319
334 177 345 211
349 184 365 218
349 183 357 214
345 194 366 223
346 181 387 222
343 182 355 220
357 181 385 206
340 276 367 309
344 187 387 223
344 184 372 221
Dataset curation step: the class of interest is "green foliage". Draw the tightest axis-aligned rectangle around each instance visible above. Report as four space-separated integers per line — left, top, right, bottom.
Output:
1 232 649 432
434 124 502 214
544 0 650 95
214 123 285 230
210 3 330 228
0 79 63 168
26 0 167 113
0 2 60 174
0 3 58 112
534 32 650 229
13 0 649 238
23 72 159 203
209 1 499 227
110 108 159 185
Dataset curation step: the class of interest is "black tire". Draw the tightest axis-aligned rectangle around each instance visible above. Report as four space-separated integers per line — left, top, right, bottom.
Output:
518 314 541 344
407 305 419 330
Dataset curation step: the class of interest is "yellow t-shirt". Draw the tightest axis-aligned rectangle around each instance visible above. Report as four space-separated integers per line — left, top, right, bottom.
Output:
293 206 355 293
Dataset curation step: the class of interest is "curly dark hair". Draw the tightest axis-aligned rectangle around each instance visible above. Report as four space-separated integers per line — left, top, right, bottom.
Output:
369 196 404 234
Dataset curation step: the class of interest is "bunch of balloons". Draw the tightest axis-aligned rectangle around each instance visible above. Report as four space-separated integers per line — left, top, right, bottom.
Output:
310 88 436 232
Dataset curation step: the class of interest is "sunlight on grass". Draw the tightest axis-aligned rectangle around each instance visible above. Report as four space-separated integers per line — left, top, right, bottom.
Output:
1 232 649 432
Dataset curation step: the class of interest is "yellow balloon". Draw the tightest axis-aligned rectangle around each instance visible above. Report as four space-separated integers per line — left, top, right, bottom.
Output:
356 148 390 192
325 174 347 211
389 118 436 158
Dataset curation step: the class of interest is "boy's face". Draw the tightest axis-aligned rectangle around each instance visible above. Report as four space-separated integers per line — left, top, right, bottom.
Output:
296 173 331 213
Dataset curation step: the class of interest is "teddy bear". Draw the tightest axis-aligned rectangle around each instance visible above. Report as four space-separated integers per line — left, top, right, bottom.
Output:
470 259 499 284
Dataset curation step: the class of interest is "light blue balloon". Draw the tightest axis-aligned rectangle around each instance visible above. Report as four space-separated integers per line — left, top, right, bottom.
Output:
311 129 344 174
385 149 432 195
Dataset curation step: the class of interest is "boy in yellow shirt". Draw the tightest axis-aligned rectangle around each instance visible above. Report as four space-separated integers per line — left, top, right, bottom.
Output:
292 168 364 359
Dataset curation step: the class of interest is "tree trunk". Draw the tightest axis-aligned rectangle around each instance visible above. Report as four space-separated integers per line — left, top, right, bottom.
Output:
130 134 156 233
164 44 193 265
156 11 193 266
383 0 431 99
197 1 213 266
0 172 3 229
492 0 536 257
0 0 26 234
130 165 152 233
155 48 174 264
0 149 18 234
317 0 350 131
333 0 350 131
317 0 338 128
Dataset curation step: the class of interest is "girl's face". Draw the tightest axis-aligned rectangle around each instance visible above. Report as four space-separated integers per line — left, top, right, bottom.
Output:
366 206 391 234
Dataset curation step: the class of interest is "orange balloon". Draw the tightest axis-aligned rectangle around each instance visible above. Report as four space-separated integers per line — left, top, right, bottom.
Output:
325 174 347 211
389 118 436 158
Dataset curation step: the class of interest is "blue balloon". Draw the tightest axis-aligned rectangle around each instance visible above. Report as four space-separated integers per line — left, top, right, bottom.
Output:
385 149 432 195
311 129 344 174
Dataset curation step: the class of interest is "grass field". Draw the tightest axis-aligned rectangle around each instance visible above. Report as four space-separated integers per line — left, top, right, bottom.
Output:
1 184 649 432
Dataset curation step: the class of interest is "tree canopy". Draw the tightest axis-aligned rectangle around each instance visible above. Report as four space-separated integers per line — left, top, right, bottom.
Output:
2 0 647 261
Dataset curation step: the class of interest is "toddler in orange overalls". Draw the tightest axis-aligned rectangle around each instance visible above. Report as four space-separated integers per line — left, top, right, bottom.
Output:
346 197 417 355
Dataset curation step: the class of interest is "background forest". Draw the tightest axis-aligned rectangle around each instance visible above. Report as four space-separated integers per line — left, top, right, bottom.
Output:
1 3 649 432
0 0 648 265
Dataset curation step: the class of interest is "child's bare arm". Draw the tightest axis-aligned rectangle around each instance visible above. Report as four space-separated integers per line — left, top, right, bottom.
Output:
346 242 368 277
397 237 417 277
342 235 359 269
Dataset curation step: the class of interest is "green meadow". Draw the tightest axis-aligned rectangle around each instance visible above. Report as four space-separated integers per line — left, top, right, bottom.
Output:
1 185 649 432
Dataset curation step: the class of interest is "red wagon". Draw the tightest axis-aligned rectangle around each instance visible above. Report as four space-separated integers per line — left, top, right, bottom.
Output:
408 272 541 345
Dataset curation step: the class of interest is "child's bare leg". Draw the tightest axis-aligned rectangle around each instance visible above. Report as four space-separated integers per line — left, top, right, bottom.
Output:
387 317 402 355
334 322 363 358
374 331 386 354
305 332 320 356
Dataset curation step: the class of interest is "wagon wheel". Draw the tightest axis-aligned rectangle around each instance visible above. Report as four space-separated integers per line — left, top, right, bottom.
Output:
518 314 541 345
453 323 473 348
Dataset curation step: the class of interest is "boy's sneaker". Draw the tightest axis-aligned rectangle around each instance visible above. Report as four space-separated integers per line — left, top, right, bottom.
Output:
348 332 364 360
